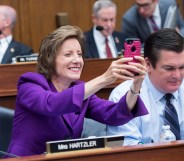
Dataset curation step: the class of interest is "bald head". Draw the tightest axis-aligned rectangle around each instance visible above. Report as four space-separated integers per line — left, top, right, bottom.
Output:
0 5 17 30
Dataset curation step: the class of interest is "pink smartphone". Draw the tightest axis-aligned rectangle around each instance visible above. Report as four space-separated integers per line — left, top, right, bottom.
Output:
124 38 141 75
124 38 141 63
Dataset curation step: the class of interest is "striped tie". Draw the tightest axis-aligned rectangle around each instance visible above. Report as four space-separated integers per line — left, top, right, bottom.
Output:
164 93 181 140
149 15 159 32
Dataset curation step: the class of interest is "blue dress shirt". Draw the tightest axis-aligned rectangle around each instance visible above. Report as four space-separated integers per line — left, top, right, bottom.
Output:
107 75 184 145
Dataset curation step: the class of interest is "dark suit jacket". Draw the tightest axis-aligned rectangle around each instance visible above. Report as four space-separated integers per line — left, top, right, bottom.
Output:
85 28 127 58
1 39 33 64
122 0 184 43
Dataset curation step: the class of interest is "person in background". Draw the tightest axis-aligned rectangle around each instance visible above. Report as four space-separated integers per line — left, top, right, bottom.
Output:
0 5 33 64
122 0 184 44
6 25 148 157
85 0 127 59
107 28 184 145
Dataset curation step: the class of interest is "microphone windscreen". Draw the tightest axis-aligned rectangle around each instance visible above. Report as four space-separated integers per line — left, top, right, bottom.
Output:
96 26 104 31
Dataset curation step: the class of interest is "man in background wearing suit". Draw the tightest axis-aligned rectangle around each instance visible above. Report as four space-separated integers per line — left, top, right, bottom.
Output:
83 0 128 136
85 0 127 59
0 5 33 64
122 0 184 44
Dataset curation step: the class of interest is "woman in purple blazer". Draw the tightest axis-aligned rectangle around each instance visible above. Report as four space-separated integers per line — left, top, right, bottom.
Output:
7 25 148 157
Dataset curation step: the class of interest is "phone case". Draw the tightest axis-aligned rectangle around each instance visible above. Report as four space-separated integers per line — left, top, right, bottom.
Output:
124 38 141 63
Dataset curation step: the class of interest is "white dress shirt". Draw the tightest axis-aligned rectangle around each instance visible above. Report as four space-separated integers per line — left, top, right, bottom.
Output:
147 3 162 32
107 75 184 145
0 35 12 63
93 26 117 58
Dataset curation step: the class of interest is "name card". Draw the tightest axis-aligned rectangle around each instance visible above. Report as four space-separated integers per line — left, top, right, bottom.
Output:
16 54 38 62
46 135 124 154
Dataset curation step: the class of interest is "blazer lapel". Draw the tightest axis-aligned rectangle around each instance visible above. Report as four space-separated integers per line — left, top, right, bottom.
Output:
1 40 16 64
159 2 168 27
139 15 151 40
62 113 80 128
87 29 99 58
112 32 121 56
62 114 73 128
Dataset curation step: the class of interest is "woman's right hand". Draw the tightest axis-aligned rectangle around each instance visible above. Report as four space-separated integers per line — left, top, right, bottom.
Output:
100 56 147 86
84 56 147 100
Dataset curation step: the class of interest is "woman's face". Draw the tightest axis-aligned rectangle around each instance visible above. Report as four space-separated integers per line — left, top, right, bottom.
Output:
54 38 84 84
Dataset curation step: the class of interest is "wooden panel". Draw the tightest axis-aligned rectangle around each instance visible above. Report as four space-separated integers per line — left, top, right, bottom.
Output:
1 140 184 161
114 0 134 31
0 0 137 53
19 0 96 52
0 59 121 109
0 0 183 56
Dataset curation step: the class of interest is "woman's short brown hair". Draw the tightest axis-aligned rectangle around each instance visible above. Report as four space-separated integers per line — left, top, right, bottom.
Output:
37 25 86 80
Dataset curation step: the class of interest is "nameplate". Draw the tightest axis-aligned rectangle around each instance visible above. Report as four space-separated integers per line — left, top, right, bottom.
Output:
46 135 124 154
16 54 38 62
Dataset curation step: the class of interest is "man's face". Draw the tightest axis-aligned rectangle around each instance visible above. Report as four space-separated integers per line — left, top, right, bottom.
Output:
93 7 116 37
136 0 157 18
0 13 6 31
147 50 184 93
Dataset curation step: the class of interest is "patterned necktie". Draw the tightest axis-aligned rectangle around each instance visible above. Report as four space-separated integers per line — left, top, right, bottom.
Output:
164 93 181 140
105 38 113 58
149 15 159 32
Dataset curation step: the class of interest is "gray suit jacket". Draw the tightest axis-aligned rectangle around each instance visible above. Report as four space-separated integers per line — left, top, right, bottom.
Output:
122 0 184 43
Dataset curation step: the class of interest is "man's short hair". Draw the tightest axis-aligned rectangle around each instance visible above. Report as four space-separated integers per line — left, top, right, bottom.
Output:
144 28 184 68
93 0 116 17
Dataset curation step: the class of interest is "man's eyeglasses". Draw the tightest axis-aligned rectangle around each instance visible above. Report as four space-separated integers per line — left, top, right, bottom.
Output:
136 1 154 10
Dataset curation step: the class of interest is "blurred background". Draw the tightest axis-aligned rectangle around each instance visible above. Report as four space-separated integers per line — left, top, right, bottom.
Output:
1 0 183 53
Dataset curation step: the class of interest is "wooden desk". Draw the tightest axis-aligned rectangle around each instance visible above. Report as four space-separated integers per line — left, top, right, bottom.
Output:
2 140 184 161
0 58 121 109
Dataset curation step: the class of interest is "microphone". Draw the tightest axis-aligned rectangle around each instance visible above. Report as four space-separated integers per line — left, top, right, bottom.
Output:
0 150 19 158
96 26 104 31
96 26 119 56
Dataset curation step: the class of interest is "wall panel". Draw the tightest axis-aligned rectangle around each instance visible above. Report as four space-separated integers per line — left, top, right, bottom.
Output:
0 0 183 53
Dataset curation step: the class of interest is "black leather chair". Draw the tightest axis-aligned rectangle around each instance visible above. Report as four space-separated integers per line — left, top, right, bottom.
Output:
0 106 14 154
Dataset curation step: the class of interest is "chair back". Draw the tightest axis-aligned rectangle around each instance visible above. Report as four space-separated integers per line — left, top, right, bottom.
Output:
0 107 14 152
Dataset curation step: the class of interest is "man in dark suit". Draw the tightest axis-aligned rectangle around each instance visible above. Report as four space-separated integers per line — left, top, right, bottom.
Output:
122 0 184 44
0 5 33 64
85 0 127 59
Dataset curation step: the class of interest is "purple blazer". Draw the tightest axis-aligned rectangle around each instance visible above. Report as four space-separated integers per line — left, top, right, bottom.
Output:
7 72 148 156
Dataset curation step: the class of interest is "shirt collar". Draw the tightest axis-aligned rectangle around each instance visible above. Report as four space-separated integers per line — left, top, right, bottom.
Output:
145 75 179 102
0 35 12 44
93 26 112 44
93 26 105 44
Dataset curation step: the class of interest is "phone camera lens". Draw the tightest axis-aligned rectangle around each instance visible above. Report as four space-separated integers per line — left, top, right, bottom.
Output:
128 40 133 44
131 46 136 52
